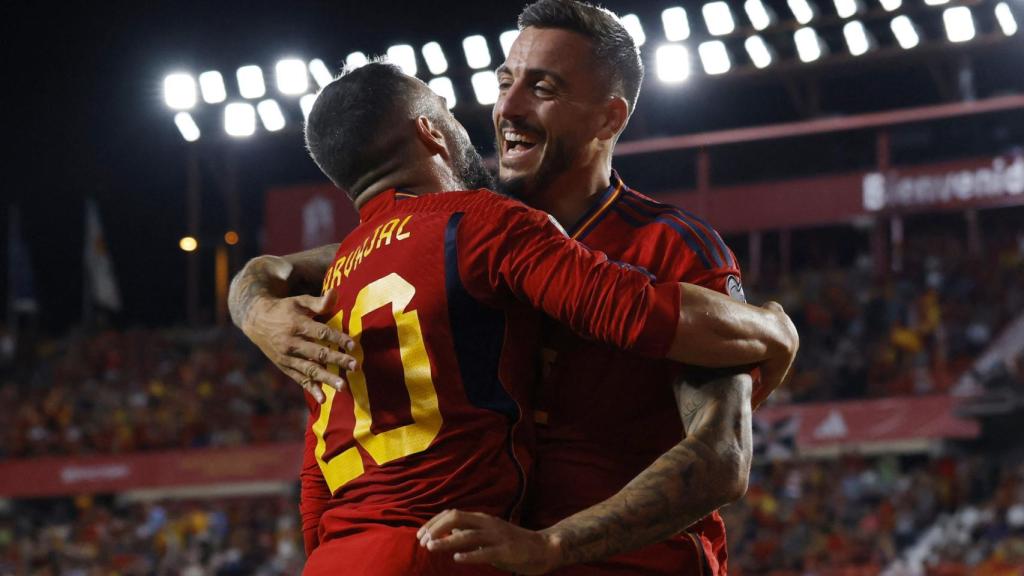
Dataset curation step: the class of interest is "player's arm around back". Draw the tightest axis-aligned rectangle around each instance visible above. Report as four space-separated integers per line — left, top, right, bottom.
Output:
228 244 358 403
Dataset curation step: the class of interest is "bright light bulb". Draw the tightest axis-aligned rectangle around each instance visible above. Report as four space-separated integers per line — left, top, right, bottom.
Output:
499 30 520 57
257 99 285 132
224 102 256 137
995 2 1018 36
463 35 492 69
300 94 317 119
236 65 266 99
703 2 736 36
843 20 872 56
174 112 200 142
891 16 920 49
744 0 774 31
308 59 333 88
943 6 975 43
471 70 499 105
621 14 646 46
788 0 815 25
662 7 690 41
346 52 368 69
745 35 774 68
164 73 197 110
428 77 457 109
198 71 226 104
422 42 449 75
276 59 308 95
794 27 825 62
655 44 691 83
698 40 731 75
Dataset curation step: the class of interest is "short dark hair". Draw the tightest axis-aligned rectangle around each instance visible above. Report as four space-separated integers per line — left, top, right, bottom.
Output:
518 0 644 113
305 61 428 199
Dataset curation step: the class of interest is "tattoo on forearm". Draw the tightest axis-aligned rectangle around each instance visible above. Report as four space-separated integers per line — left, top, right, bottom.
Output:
543 374 752 568
228 266 270 329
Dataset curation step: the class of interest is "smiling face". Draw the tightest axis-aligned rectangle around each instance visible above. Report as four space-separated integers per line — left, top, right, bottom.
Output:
493 26 613 201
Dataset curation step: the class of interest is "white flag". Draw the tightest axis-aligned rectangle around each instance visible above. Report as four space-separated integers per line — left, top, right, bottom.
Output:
84 199 122 311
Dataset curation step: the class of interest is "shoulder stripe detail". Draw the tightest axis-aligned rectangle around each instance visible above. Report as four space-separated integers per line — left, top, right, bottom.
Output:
569 180 623 240
620 192 734 268
611 206 713 270
618 195 723 268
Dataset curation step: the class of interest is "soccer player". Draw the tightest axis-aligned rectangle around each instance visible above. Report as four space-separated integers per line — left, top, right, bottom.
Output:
229 2 793 574
236 61 795 576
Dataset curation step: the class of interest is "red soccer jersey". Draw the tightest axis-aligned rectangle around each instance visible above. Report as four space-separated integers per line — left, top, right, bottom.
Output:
527 172 746 575
298 188 681 558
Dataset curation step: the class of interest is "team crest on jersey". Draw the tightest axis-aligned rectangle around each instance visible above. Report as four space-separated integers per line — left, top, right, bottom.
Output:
726 275 746 303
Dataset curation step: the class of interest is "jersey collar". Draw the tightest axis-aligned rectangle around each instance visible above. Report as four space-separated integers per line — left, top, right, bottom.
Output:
358 189 407 222
566 171 625 240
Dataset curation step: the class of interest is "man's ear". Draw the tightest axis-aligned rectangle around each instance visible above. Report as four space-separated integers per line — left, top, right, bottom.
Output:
595 96 629 141
414 115 452 160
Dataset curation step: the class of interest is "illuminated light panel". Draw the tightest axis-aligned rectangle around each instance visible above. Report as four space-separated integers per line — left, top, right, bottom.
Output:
744 35 774 68
463 35 492 69
236 65 266 99
698 40 731 75
703 2 736 36
621 14 646 46
346 51 368 69
387 44 418 76
834 0 862 19
275 59 308 95
421 42 449 75
924 0 949 5
179 236 198 252
995 3 1018 36
257 99 286 132
879 0 902 11
308 59 333 88
788 0 815 25
499 30 519 57
744 0 774 31
428 77 457 109
794 26 825 62
942 6 975 43
655 44 691 83
198 71 226 104
300 94 317 119
173 112 200 142
224 102 256 137
843 20 872 56
471 70 499 105
164 73 197 110
890 15 921 49
662 7 690 41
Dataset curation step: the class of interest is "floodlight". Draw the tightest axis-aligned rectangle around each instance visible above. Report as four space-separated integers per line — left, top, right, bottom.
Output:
422 42 449 75
428 77 457 109
879 0 902 11
179 236 198 252
744 1 774 31
346 52 368 69
300 94 317 119
834 0 862 19
257 99 285 132
943 6 975 43
387 45 417 76
995 2 1018 36
236 65 265 99
890 15 920 49
174 112 200 142
276 59 308 95
744 35 774 68
788 0 816 25
698 41 731 75
924 0 949 5
198 71 226 104
655 44 691 83
471 71 499 105
308 59 333 88
224 102 256 137
843 20 873 55
621 14 646 46
662 7 690 41
794 27 826 62
703 2 736 36
463 35 492 69
164 73 197 110
499 30 519 57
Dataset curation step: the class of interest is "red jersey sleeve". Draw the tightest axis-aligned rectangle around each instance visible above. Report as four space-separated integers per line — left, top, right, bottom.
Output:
456 201 679 358
299 410 331 556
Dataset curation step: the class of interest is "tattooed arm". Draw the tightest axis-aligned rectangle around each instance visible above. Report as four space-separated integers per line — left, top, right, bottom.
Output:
418 372 753 574
228 244 358 403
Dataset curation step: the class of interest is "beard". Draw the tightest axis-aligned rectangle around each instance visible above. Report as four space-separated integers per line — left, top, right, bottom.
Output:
444 119 496 191
494 134 574 203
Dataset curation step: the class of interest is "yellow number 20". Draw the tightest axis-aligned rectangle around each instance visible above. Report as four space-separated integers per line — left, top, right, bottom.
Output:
312 273 442 493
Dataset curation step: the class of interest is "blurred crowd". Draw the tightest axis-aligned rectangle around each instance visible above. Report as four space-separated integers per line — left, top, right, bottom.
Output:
0 329 306 459
0 494 303 575
758 227 1024 404
723 454 1024 576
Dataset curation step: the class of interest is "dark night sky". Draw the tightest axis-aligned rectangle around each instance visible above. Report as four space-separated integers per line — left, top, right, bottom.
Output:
4 0 1023 332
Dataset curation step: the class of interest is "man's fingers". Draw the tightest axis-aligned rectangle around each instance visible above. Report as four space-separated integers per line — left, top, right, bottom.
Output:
289 315 353 350
453 547 501 564
283 357 346 392
283 367 326 404
286 339 357 373
421 510 490 541
426 529 497 553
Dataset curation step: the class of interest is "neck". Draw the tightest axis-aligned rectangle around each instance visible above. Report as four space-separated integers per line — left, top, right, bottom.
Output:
529 155 612 229
353 155 458 209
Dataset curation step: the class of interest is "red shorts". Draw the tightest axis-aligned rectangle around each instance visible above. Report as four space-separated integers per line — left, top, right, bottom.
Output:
303 526 507 576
